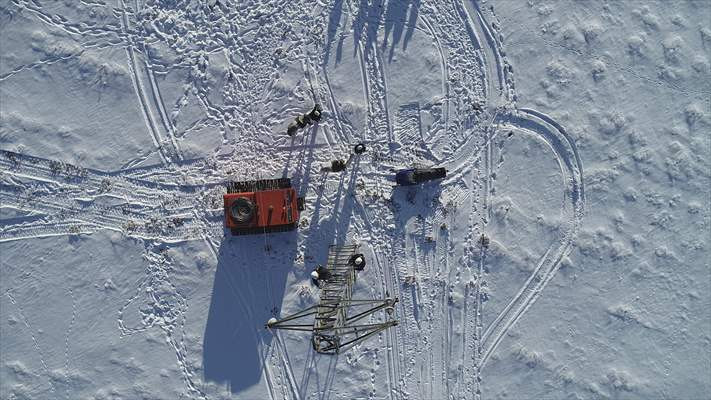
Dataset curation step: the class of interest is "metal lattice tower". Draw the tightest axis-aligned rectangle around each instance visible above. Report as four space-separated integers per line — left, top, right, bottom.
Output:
266 244 398 354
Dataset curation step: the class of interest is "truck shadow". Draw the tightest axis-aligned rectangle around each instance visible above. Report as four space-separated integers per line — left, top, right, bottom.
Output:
202 232 297 394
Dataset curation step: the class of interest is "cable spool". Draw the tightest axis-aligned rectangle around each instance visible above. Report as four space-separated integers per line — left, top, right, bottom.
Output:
230 197 255 223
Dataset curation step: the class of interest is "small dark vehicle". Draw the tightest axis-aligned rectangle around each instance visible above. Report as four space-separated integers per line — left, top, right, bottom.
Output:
395 167 447 186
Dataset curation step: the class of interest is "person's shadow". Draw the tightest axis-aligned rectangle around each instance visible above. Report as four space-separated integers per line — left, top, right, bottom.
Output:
202 231 297 394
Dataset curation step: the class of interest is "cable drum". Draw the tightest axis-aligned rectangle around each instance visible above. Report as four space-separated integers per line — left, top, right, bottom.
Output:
230 197 255 223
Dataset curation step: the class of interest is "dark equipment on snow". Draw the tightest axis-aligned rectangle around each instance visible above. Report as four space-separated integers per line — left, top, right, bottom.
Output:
329 159 347 172
353 143 366 154
223 178 305 235
266 244 397 354
395 167 447 186
321 143 367 173
287 104 323 136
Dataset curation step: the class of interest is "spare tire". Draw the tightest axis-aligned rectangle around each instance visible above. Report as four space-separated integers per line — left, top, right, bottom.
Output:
230 197 255 223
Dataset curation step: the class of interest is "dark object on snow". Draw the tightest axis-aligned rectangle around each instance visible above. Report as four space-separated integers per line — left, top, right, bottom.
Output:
308 103 323 122
395 167 447 186
321 144 367 173
479 234 490 248
353 143 366 154
287 122 299 136
287 104 323 136
348 254 366 271
330 160 347 172
311 264 332 287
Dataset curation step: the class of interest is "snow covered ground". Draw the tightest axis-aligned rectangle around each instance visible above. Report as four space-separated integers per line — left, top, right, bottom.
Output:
1 0 709 399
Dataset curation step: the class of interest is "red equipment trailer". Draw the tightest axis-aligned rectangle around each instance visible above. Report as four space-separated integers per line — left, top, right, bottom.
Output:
224 178 304 235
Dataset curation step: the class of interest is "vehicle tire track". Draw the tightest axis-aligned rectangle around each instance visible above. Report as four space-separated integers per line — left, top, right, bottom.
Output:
119 0 169 165
142 44 184 162
353 196 404 400
274 331 302 400
418 14 450 144
479 109 585 368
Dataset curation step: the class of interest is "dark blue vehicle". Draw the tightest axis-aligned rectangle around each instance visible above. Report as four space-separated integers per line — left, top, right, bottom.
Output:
395 167 447 186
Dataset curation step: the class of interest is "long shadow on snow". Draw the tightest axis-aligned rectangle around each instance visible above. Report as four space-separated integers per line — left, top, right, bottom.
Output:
381 0 421 61
324 0 345 65
202 232 297 394
352 0 384 56
301 155 362 269
350 0 421 62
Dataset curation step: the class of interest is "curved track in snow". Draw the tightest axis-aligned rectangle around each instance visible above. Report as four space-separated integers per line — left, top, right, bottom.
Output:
478 108 585 368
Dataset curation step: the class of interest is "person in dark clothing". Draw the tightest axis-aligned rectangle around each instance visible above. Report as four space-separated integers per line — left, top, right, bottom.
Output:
310 264 332 287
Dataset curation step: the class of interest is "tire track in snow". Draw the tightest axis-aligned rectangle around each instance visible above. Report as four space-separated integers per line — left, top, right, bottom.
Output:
0 150 228 242
119 0 185 165
142 45 184 162
479 109 585 368
417 14 450 144
353 194 404 400
420 3 496 397
119 0 169 165
0 150 215 203
273 330 302 400
466 0 511 108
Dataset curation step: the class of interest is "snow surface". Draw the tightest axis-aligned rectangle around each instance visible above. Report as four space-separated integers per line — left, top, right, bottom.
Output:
1 0 710 399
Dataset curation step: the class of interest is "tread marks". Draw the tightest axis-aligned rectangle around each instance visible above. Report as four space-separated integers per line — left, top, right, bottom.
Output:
0 150 225 242
119 0 170 165
479 110 585 368
347 0 391 147
418 14 450 144
141 43 184 162
418 0 488 159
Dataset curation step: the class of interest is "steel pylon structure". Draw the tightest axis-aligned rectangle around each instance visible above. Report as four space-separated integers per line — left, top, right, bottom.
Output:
266 244 399 354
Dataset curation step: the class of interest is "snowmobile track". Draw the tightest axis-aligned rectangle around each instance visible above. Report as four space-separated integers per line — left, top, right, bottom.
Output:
479 110 585 368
